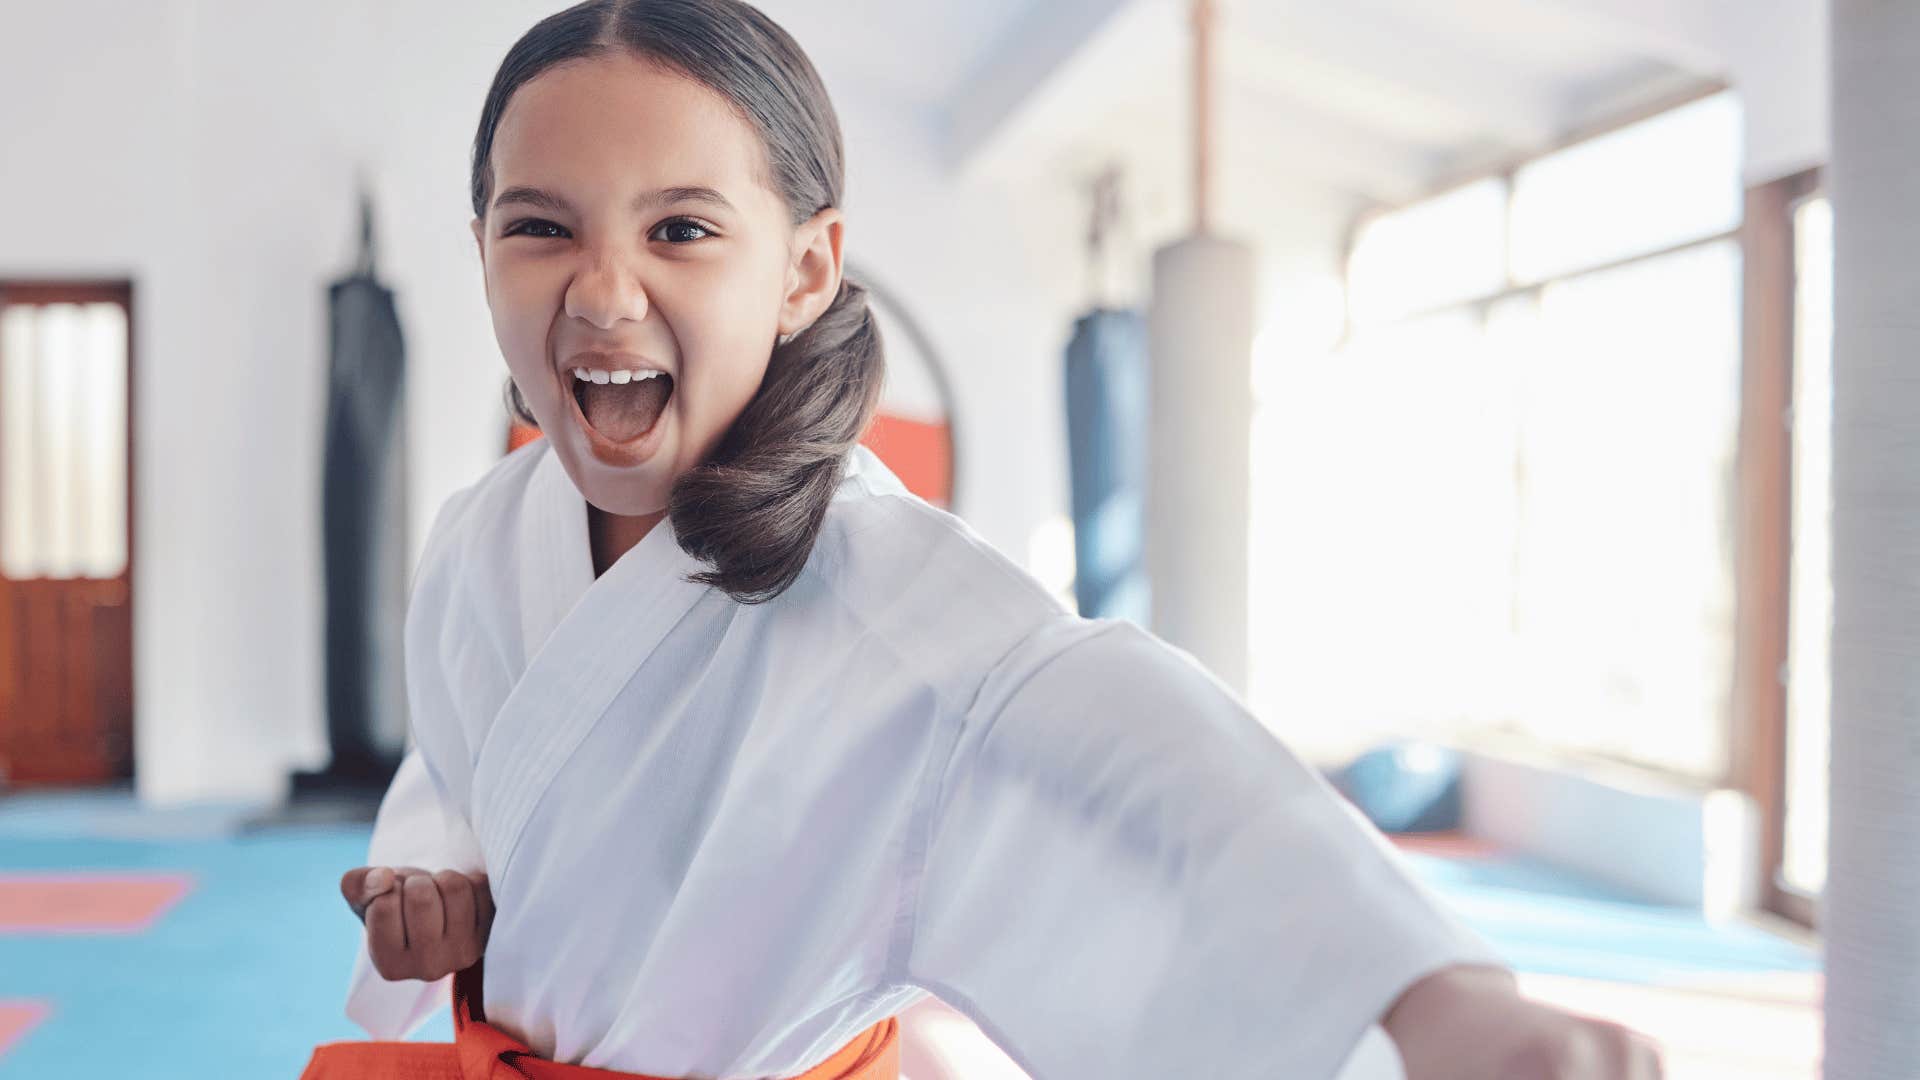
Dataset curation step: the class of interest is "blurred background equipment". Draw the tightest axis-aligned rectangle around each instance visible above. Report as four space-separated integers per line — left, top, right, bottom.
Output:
1064 167 1149 624
287 189 409 811
854 268 961 513
1331 741 1463 834
1146 0 1255 696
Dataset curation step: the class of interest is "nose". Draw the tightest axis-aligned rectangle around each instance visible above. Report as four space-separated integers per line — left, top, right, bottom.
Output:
563 247 649 330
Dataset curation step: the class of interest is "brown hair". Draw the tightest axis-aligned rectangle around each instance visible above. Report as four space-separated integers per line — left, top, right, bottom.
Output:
477 0 885 604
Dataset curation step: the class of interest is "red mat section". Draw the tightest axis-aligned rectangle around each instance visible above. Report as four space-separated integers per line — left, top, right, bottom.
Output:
0 1001 49 1058
861 413 951 508
0 873 193 933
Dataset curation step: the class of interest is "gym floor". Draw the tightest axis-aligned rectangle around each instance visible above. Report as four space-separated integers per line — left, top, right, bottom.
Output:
0 789 1818 1079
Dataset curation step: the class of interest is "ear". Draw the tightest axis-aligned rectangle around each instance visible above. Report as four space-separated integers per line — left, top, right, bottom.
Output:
470 217 485 267
779 207 844 337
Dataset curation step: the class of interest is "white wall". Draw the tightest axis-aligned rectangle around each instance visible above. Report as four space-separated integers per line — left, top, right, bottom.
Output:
0 0 1080 805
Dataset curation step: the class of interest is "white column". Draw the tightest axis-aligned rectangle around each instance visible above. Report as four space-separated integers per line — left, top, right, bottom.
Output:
1826 3 1920 1075
1146 236 1254 696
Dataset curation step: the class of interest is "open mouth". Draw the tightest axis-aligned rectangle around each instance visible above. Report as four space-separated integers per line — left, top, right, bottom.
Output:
572 370 674 444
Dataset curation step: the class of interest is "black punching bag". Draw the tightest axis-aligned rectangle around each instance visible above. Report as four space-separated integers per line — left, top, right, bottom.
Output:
306 191 409 796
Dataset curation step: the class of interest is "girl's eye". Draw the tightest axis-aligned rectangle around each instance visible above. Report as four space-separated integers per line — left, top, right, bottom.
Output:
499 217 713 243
503 218 568 239
652 218 713 244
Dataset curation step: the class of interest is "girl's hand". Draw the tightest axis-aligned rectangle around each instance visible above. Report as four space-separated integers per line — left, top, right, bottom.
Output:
1384 966 1662 1079
339 865 495 982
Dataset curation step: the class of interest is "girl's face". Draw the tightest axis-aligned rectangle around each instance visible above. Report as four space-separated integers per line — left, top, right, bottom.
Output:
474 52 843 517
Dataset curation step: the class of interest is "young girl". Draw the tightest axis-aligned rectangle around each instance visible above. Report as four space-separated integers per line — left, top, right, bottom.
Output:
306 2 1659 1078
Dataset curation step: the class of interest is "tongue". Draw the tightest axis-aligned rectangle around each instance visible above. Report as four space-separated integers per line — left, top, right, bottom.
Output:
581 376 671 443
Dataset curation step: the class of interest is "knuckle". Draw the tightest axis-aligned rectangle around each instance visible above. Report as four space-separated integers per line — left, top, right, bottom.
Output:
364 893 393 926
403 878 436 911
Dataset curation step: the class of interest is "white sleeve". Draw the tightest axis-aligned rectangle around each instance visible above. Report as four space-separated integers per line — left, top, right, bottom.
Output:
344 484 486 1039
904 618 1504 1080
344 746 486 1039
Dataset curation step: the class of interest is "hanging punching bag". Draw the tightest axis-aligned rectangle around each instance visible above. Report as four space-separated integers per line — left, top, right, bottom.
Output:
1065 307 1150 624
1145 0 1254 696
315 191 409 789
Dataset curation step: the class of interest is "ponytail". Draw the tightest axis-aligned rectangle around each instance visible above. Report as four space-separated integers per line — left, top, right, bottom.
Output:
669 277 883 603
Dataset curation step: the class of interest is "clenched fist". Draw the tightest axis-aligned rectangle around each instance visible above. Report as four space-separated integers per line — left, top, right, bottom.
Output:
340 865 495 982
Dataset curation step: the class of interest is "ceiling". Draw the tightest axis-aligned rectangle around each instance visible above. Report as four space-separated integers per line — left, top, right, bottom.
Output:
779 0 1749 257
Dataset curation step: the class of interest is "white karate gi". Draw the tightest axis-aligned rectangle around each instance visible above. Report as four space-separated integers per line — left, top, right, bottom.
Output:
344 439 1504 1080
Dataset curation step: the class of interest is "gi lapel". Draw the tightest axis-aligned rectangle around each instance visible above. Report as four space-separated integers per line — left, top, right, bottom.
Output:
515 445 594 667
473 447 715 889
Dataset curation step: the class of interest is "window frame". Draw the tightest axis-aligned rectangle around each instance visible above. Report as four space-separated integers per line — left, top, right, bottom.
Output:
1734 166 1824 930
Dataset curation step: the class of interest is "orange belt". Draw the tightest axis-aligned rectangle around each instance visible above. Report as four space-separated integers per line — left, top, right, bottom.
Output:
301 960 898 1080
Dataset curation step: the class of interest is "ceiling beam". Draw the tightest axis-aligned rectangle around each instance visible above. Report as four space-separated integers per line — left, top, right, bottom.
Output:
1229 4 1564 151
941 0 1136 173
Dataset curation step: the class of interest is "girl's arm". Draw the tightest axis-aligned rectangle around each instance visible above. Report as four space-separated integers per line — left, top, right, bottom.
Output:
904 616 1658 1079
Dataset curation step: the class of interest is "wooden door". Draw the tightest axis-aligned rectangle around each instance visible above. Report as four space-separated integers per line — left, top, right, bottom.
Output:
0 282 136 786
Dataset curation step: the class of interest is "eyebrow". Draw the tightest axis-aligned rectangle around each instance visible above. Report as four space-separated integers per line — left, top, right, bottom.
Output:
490 185 736 216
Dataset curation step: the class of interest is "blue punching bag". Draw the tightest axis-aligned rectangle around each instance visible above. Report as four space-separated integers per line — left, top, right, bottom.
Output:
1064 307 1149 624
1331 741 1463 834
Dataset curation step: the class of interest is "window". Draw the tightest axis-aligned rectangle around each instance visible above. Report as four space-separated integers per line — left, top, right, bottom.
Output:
1348 178 1508 324
1248 89 1744 779
0 300 130 580
1247 309 1521 762
1507 240 1741 775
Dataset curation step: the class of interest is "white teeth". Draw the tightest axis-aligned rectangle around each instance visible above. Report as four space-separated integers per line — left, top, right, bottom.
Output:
572 367 666 383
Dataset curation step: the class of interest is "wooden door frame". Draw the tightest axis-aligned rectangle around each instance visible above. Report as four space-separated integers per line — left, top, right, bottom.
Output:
1731 168 1822 928
0 278 138 784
